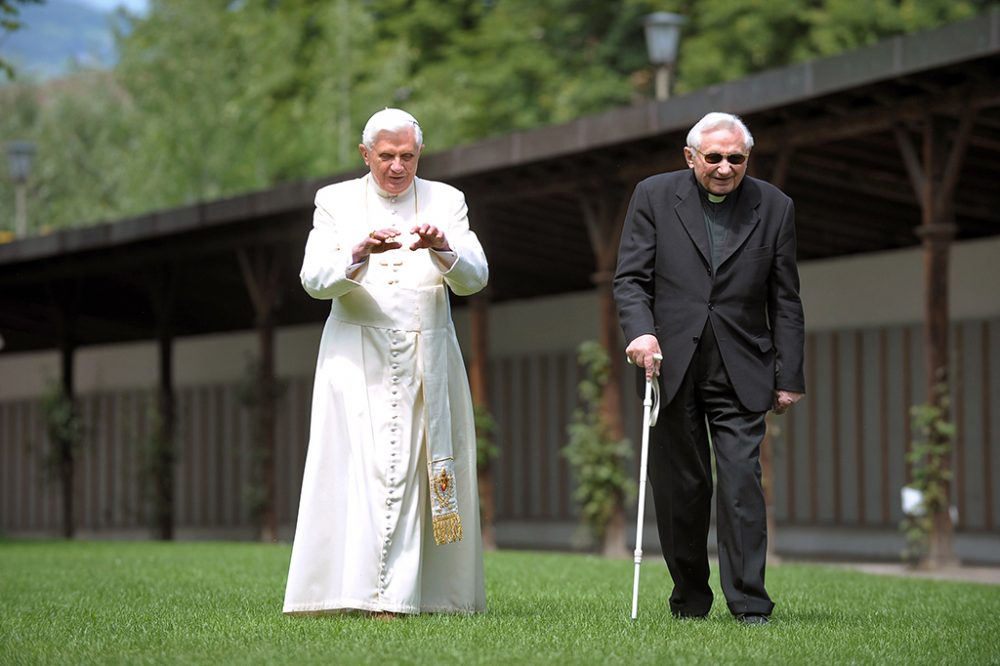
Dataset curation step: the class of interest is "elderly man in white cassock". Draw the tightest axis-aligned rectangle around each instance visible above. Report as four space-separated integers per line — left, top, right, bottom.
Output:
283 108 489 618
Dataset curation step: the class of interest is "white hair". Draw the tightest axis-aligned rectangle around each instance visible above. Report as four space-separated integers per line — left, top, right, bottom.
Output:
686 112 754 152
361 108 423 148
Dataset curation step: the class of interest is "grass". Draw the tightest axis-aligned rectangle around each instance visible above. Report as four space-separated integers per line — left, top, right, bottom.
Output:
1 541 998 665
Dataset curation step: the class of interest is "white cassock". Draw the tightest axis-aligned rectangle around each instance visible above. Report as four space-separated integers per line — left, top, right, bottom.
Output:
283 174 488 615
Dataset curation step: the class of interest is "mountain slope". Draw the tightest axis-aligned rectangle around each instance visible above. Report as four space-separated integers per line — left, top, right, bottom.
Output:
1 0 120 81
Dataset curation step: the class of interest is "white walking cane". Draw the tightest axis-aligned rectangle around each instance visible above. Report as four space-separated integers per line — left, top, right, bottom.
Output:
630 353 661 620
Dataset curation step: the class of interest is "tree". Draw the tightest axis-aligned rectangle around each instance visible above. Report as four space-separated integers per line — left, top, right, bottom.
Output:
674 0 990 93
113 0 385 210
0 73 141 233
9 0 992 231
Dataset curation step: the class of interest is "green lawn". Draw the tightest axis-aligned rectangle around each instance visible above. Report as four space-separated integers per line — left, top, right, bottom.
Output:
1 541 998 665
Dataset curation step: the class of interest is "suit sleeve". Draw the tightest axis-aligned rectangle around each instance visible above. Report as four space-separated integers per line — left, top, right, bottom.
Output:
613 181 658 344
767 197 806 393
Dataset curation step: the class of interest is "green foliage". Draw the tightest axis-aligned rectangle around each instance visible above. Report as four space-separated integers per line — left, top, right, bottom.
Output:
675 0 989 93
474 403 499 471
900 383 955 565
3 0 994 232
0 74 142 234
563 340 635 542
39 381 84 483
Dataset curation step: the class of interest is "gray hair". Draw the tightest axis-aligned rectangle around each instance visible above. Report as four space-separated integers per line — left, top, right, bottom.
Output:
686 112 754 152
361 108 423 148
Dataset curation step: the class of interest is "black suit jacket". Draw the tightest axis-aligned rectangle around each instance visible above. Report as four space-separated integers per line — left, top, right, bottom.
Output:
614 170 805 413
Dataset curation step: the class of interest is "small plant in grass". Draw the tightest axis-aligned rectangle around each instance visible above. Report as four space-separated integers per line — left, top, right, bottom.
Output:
563 341 635 551
901 382 955 566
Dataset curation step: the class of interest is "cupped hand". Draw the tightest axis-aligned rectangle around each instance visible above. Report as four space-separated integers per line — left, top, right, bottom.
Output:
409 224 451 252
352 228 402 263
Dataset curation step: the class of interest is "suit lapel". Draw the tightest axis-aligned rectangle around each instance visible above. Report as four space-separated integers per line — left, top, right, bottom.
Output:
717 178 762 269
674 174 711 268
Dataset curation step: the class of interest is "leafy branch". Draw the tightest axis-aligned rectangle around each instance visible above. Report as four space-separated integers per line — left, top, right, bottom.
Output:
900 382 955 565
563 341 635 543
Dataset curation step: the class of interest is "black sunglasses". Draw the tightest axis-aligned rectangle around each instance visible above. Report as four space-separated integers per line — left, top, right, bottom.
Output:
691 148 748 165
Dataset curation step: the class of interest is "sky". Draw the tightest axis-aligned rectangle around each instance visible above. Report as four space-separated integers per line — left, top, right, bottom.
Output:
74 0 149 13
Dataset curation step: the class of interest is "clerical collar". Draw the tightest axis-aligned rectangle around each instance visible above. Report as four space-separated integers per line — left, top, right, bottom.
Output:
696 181 738 206
368 174 415 200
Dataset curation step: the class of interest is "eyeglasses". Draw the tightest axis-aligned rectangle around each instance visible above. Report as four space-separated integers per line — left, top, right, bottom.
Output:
690 148 748 165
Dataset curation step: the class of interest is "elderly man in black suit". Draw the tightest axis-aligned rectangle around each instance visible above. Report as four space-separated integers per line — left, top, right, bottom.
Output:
614 111 805 625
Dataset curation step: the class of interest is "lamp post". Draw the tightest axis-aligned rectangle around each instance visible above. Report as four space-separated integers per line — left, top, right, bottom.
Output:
643 12 686 101
6 140 35 238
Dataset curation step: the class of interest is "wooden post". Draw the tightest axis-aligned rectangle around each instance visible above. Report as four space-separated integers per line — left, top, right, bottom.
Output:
148 268 177 541
919 116 957 568
238 246 284 543
47 288 79 540
469 294 496 550
579 188 628 444
762 413 780 562
895 109 976 568
58 329 76 539
154 331 176 540
580 185 631 557
760 147 792 563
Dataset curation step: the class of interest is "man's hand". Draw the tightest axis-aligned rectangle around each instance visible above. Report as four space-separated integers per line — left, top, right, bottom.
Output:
772 390 804 415
352 228 402 264
410 224 451 252
626 334 662 379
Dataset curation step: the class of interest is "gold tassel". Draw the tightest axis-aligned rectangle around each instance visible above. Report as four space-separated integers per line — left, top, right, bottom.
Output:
433 512 463 545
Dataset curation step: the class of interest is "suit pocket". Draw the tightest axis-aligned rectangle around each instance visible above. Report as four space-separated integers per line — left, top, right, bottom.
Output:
742 246 771 261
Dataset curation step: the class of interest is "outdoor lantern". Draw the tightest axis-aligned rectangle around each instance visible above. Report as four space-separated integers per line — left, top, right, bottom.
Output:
643 12 687 100
6 140 35 238
6 140 35 184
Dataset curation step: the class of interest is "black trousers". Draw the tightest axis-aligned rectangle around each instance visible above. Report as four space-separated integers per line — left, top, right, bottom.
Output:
647 321 773 617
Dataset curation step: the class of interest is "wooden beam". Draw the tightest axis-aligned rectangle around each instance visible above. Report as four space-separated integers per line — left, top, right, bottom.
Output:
893 124 924 200
756 82 1000 149
937 105 979 212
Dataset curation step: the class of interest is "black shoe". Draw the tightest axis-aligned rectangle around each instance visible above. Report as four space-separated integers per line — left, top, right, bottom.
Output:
735 613 769 625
